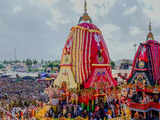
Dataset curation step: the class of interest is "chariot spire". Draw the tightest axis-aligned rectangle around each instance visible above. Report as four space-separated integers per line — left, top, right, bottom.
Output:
78 0 92 24
147 20 154 40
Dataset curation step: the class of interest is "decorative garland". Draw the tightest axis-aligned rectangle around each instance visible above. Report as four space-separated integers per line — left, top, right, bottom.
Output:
71 26 101 34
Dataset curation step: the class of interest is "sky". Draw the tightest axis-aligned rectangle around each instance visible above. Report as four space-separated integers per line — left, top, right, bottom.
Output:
0 0 160 61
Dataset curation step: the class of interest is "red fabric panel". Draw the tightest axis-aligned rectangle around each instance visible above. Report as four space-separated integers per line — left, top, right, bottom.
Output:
149 40 160 83
128 102 160 111
127 40 160 85
60 23 117 87
127 46 142 80
82 30 88 83
84 68 117 88
80 30 85 83
86 32 91 79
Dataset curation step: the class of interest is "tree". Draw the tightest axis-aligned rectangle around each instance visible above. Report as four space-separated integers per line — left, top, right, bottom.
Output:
22 60 26 63
3 60 8 64
53 60 60 67
25 59 32 66
41 59 44 65
33 60 38 64
48 62 54 70
111 61 115 69
25 59 33 72
0 64 5 69
46 60 60 72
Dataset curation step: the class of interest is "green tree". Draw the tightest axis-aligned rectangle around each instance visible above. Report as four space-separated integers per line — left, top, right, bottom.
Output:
48 62 54 70
53 60 60 67
22 60 26 63
41 59 44 65
25 59 33 72
111 61 115 69
0 64 5 69
3 60 8 64
25 59 32 66
33 59 38 64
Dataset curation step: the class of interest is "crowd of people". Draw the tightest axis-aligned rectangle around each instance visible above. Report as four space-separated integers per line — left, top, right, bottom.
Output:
0 77 49 119
128 85 160 104
38 85 131 120
0 98 41 119
37 82 160 120
0 77 160 120
0 77 49 101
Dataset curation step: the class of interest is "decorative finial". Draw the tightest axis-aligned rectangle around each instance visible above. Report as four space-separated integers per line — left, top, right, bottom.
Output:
84 0 87 14
78 0 92 24
149 19 152 32
146 19 154 40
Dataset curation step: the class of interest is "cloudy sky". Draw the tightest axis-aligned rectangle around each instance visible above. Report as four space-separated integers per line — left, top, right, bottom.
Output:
0 0 160 61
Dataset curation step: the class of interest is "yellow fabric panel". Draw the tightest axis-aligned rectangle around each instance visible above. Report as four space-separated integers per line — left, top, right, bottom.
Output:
81 30 85 83
54 66 77 89
85 31 89 80
79 29 83 84
54 52 77 89
92 64 111 66
72 25 101 34
71 30 77 80
76 29 80 83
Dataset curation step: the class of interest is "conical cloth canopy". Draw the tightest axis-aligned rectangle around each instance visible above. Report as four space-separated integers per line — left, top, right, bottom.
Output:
54 1 117 89
128 23 160 86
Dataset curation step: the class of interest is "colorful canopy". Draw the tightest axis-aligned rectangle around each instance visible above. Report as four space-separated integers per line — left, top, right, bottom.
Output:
54 22 117 88
128 23 160 86
54 1 117 89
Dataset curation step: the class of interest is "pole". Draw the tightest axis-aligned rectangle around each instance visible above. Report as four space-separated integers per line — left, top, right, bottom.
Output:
133 44 137 54
14 48 17 61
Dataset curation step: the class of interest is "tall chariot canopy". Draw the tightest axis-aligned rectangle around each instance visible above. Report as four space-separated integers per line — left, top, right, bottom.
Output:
127 22 160 86
54 0 117 89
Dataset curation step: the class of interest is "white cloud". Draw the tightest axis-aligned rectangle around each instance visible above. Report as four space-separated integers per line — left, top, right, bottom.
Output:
69 0 118 20
2 0 159 61
0 19 2 26
46 8 70 30
13 6 23 14
137 0 160 26
122 3 127 8
29 0 69 29
129 26 145 36
99 24 139 60
51 8 70 24
100 24 120 40
46 21 56 30
123 6 137 15
30 0 58 7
